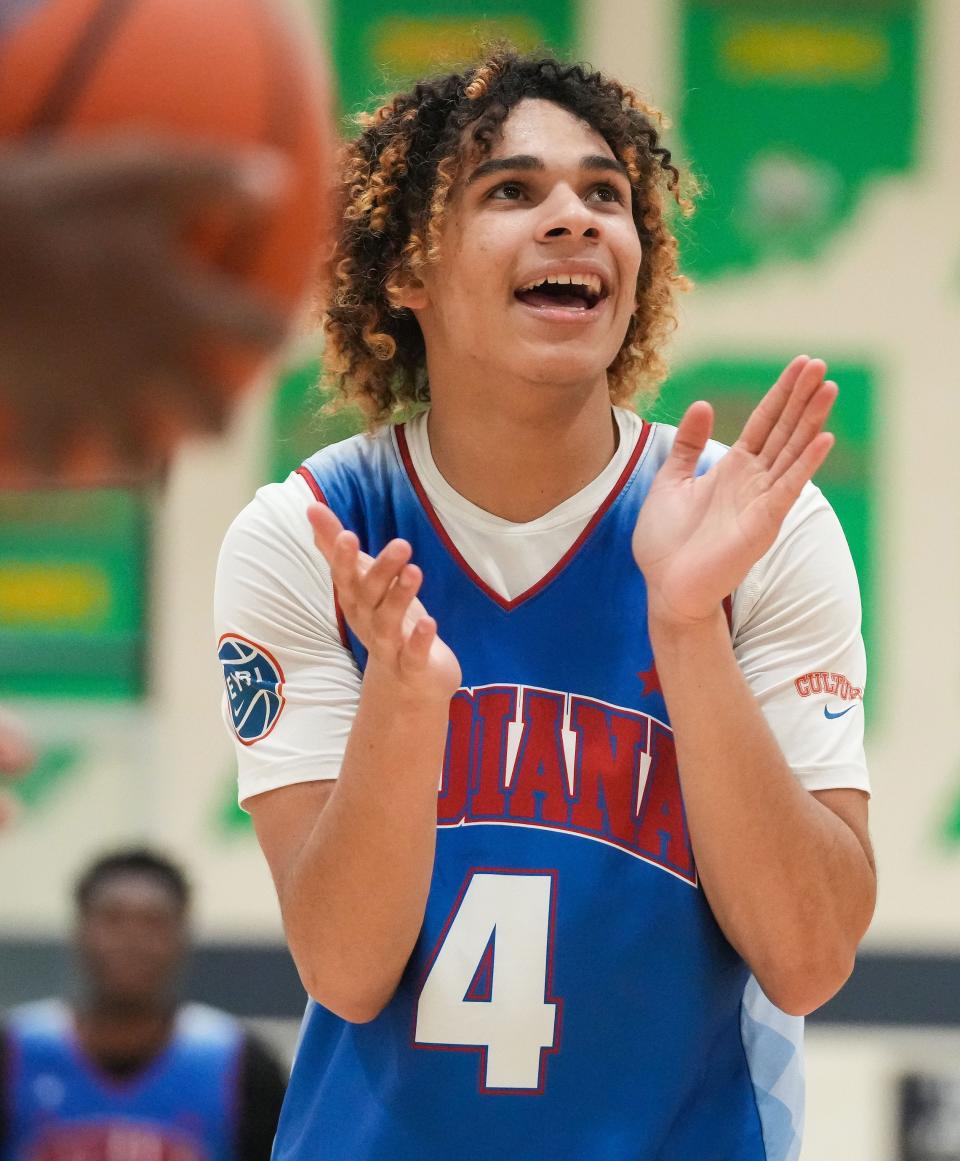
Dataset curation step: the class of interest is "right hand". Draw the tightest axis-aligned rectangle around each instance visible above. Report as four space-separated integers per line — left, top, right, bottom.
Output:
0 135 290 478
308 502 462 706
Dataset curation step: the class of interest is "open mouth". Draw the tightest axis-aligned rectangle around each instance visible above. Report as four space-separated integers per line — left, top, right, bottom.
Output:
514 273 607 312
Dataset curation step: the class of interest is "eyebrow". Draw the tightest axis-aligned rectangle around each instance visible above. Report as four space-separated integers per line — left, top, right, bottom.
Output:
465 153 630 185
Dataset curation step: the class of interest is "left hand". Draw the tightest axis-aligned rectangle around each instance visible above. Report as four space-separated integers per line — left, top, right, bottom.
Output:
632 355 837 628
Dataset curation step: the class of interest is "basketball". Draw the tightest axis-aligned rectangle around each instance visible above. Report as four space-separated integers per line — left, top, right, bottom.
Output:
0 0 334 476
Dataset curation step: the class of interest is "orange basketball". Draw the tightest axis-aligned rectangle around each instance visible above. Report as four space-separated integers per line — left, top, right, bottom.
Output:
0 0 334 478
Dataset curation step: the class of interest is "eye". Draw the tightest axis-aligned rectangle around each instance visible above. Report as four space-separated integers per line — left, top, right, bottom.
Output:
489 181 526 201
589 183 626 205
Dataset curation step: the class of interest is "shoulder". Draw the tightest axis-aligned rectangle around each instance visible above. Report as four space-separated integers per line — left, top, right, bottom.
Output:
740 481 853 611
215 471 332 626
4 999 70 1042
175 1003 244 1050
733 480 862 657
300 425 402 498
219 471 318 558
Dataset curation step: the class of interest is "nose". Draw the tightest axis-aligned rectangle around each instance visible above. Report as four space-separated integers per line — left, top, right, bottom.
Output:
536 184 600 242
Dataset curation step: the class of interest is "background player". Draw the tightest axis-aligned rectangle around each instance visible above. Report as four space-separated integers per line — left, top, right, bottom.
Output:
216 50 876 1159
0 847 286 1161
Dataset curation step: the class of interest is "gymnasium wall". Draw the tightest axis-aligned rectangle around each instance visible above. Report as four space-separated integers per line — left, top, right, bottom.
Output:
1 2 958 1157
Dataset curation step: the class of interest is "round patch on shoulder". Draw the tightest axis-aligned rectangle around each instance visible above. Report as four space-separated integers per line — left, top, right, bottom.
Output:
218 635 286 744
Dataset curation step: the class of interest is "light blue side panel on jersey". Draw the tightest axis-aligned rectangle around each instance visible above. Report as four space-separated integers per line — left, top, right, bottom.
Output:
741 977 805 1161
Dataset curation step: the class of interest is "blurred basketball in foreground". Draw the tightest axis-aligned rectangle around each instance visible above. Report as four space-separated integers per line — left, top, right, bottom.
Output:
0 0 334 481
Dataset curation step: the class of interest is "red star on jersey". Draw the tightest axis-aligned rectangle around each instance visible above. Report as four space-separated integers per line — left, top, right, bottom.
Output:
636 661 661 698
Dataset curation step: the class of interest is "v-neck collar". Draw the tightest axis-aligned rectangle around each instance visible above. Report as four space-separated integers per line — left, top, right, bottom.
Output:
394 420 651 612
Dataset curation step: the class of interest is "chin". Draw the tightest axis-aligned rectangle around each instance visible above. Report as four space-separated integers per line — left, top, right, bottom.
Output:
519 351 612 390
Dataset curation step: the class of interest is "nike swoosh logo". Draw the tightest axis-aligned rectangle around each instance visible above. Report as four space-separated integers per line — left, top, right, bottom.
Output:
824 705 857 720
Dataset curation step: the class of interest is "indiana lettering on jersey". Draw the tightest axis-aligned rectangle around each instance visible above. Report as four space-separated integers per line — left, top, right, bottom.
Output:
439 684 695 885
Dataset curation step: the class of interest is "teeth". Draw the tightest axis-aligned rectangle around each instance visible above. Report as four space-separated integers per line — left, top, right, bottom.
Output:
518 272 604 296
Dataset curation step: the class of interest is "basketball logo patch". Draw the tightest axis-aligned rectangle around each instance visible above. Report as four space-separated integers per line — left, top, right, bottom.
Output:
218 635 285 745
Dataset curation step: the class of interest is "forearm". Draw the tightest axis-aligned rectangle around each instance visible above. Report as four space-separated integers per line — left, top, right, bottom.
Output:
650 606 875 1015
279 664 449 1021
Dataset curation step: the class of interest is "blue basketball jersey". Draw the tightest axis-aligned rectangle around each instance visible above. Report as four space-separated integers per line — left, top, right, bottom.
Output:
280 420 803 1160
4 1001 244 1161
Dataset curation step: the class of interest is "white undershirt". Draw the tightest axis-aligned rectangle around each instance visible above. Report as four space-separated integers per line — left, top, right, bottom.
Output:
404 409 639 601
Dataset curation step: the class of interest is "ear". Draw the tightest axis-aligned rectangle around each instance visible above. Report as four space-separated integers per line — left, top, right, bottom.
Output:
386 272 429 312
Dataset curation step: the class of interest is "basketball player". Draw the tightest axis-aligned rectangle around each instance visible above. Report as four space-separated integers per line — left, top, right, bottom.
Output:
0 136 287 476
215 51 876 1159
0 848 287 1161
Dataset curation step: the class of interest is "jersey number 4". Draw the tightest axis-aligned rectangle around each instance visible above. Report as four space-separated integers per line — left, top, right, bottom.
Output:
414 870 560 1093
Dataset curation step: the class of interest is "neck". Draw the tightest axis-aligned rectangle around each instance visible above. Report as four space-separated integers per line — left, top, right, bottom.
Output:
74 996 175 1064
425 372 618 523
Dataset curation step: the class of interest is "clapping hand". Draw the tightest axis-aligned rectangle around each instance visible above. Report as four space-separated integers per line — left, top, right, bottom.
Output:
632 356 837 628
307 503 462 705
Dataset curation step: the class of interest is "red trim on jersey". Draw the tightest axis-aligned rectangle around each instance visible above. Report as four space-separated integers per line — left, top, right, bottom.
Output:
295 466 349 649
395 420 652 612
295 464 324 501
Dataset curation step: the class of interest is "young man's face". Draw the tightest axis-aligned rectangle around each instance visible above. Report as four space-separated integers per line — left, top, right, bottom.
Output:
410 98 644 397
76 874 188 1009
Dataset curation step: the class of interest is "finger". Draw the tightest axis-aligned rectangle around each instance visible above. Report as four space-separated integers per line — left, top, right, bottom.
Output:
307 503 346 560
768 381 838 481
370 563 422 643
357 539 414 612
752 359 827 469
400 615 438 674
308 504 379 584
736 356 812 456
660 401 714 481
328 529 364 609
767 431 836 520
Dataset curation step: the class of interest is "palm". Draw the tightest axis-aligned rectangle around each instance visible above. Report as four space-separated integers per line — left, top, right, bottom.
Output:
308 502 462 701
633 357 837 626
399 591 462 691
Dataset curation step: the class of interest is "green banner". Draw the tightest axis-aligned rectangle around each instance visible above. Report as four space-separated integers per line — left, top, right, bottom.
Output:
331 0 578 121
679 0 918 279
646 359 877 699
0 489 149 698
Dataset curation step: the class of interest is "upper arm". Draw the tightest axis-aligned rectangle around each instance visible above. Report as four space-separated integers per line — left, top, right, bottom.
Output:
214 478 361 805
811 787 875 874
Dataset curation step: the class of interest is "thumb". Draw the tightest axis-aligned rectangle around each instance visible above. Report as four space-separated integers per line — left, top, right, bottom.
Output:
662 401 713 481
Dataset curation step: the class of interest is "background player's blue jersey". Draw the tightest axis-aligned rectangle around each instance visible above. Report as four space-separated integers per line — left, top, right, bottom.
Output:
4 1000 243 1161
280 420 803 1160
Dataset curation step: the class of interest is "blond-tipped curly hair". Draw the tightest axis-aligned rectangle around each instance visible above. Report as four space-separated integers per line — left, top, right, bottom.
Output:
323 49 693 426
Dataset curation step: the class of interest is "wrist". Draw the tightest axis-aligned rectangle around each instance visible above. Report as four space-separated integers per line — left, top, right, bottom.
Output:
647 601 728 652
361 658 456 717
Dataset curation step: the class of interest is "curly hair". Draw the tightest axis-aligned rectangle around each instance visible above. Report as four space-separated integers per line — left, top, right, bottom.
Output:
323 49 694 426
